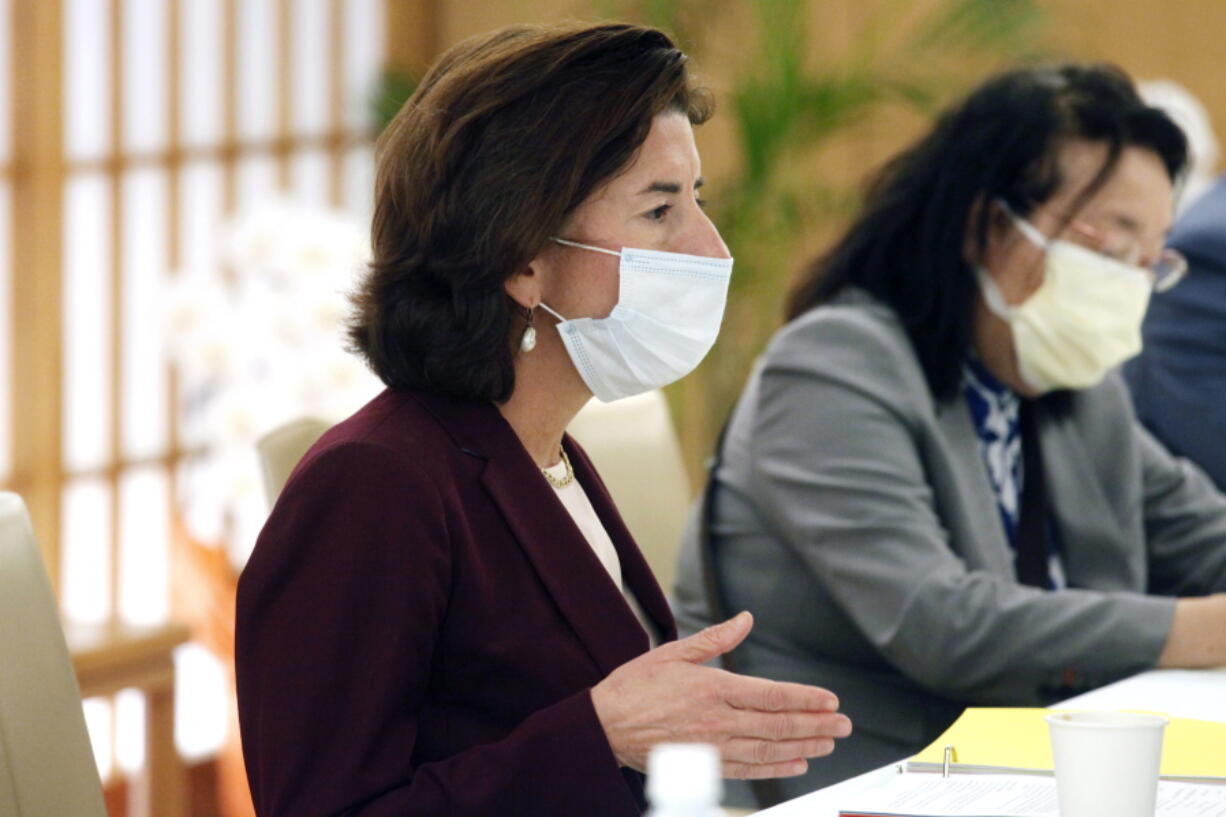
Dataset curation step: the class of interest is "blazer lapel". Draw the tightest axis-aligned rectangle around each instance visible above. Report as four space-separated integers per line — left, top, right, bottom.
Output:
935 397 1017 576
1035 401 1138 589
410 391 655 677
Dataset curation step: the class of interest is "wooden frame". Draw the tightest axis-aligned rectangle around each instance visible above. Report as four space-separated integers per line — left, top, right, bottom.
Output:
5 3 414 816
10 0 64 589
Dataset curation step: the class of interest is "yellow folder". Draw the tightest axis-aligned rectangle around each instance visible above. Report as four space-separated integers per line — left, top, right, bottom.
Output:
909 707 1226 781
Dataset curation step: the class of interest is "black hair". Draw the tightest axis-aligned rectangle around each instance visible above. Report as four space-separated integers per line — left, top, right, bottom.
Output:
787 62 1188 400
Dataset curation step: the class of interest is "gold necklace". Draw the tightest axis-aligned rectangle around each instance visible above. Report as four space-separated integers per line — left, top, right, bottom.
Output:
542 448 574 489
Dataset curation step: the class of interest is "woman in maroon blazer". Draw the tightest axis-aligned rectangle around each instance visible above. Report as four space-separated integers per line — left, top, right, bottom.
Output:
235 21 852 817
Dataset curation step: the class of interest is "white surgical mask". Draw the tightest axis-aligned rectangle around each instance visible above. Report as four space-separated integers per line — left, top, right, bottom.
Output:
977 202 1152 392
540 237 733 402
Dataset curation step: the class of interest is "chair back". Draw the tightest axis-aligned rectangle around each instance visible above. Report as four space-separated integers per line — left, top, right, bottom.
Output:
257 417 331 503
568 390 692 593
258 399 694 591
0 492 107 817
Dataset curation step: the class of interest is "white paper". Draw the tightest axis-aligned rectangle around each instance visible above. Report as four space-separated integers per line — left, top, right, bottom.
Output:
839 773 1226 817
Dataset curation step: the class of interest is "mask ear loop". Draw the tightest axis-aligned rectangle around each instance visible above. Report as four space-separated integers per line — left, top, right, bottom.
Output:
980 198 1054 320
551 237 622 257
543 238 624 323
996 199 1050 250
538 302 567 322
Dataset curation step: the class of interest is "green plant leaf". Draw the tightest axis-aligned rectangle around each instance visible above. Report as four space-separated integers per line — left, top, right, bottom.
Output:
909 0 1044 58
371 70 419 134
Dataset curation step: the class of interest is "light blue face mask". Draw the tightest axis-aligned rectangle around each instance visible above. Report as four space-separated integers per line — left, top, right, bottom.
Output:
541 238 734 402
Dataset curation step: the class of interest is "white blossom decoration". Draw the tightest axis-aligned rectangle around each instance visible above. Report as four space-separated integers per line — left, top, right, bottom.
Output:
164 199 383 566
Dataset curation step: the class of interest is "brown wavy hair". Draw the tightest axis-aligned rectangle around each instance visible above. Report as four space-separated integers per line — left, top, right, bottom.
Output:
348 21 713 401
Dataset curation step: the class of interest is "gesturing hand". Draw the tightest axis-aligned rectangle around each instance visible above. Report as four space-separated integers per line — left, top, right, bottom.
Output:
590 611 852 779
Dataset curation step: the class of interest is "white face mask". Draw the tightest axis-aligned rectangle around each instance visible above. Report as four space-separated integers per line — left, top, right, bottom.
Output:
977 202 1152 393
540 238 733 403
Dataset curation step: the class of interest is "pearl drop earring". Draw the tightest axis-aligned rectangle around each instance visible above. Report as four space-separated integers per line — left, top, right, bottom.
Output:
520 306 537 352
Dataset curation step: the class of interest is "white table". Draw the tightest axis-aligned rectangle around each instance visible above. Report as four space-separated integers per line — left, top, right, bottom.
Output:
1058 667 1226 720
751 667 1226 817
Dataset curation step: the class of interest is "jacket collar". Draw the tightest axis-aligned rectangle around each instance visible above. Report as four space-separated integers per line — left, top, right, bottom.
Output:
408 389 673 675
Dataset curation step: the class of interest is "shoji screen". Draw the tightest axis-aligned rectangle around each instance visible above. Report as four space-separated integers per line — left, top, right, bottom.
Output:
50 0 383 784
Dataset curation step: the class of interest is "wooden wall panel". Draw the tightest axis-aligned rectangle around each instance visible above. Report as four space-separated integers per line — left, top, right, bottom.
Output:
392 0 1226 484
11 0 64 583
385 0 439 79
1046 0 1225 158
423 0 1224 183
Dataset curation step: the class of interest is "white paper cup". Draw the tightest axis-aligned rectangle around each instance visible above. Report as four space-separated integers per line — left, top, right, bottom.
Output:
1046 711 1168 817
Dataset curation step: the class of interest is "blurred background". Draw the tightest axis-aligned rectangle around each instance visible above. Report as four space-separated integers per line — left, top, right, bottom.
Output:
2 1 1221 815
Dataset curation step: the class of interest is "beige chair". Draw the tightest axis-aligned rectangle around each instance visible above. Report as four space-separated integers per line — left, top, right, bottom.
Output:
0 492 107 817
568 389 692 593
257 416 331 504
259 393 694 592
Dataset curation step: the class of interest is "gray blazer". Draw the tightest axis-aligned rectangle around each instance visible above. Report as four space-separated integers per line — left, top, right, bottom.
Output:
673 290 1226 803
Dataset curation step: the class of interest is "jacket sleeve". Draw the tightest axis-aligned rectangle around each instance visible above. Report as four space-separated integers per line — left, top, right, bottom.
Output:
1137 421 1226 596
741 310 1175 705
235 441 636 817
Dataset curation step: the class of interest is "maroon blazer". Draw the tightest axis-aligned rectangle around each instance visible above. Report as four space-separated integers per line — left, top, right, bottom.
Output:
236 388 677 817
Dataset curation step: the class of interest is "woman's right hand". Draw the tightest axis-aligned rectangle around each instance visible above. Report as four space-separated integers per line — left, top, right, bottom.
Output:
590 611 853 779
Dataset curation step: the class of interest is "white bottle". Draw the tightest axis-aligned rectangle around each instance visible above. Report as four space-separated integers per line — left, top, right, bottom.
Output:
646 743 725 817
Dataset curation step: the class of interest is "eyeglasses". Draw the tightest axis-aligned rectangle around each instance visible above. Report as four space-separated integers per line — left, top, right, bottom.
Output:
998 199 1189 294
1064 220 1187 293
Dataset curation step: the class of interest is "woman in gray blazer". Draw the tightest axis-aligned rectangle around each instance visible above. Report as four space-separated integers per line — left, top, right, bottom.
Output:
674 62 1226 806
